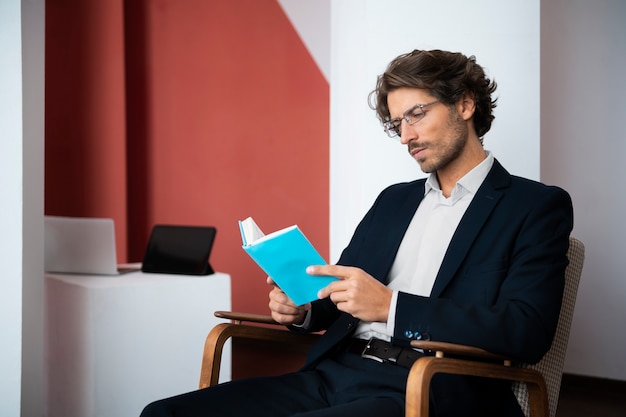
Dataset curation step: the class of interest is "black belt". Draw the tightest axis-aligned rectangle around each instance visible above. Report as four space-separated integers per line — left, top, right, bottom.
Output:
346 338 423 369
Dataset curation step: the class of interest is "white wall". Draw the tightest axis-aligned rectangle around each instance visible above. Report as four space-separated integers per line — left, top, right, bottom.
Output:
1 0 25 415
0 0 45 416
21 0 46 415
541 0 626 381
329 0 540 260
278 0 330 82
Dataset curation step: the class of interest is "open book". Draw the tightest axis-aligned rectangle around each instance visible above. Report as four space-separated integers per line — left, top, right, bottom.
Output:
238 217 338 306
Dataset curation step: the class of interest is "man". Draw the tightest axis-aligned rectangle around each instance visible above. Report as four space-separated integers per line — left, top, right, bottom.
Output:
141 49 573 417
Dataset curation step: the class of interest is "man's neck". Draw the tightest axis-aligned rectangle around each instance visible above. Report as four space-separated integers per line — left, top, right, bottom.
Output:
436 142 487 198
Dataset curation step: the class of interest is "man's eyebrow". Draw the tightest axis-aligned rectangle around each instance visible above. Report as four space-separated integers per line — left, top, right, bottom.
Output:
403 103 422 115
389 103 421 121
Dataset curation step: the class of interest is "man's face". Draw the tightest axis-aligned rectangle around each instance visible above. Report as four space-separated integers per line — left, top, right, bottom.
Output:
387 87 469 174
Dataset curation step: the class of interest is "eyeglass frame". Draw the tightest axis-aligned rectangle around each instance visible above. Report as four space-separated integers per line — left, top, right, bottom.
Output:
382 100 439 138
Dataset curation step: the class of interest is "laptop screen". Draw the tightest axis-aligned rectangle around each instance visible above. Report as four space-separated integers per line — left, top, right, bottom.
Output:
44 215 120 275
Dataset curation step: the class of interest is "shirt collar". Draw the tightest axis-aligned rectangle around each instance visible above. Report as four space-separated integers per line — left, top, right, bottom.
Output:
424 151 494 198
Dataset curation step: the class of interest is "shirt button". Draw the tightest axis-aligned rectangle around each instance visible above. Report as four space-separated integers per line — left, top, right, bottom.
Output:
404 330 414 338
414 332 423 340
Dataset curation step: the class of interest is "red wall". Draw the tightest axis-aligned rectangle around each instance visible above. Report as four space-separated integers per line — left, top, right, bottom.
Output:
124 0 330 315
45 0 129 256
45 0 329 377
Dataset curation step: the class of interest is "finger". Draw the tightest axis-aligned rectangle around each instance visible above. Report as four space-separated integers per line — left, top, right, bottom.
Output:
306 264 352 278
270 287 293 305
267 277 288 297
317 284 330 300
270 300 300 315
328 292 351 314
317 279 346 300
270 298 310 321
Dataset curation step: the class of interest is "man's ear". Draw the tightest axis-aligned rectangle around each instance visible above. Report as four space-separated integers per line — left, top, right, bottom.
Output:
456 93 476 121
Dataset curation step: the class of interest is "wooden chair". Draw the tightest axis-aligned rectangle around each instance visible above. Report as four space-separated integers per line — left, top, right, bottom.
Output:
199 237 584 417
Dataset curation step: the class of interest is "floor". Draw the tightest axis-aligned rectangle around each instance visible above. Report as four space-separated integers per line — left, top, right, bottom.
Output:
555 374 626 416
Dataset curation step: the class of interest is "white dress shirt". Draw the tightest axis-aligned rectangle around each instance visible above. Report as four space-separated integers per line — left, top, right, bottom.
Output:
353 151 494 341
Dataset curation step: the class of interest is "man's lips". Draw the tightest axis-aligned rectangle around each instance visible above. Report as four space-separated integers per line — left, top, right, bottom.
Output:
409 145 426 158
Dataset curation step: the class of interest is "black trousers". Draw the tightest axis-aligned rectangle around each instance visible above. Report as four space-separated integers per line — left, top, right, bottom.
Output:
140 352 409 417
140 350 521 417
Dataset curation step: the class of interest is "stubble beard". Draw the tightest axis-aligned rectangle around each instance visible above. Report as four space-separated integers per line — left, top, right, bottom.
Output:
412 111 469 174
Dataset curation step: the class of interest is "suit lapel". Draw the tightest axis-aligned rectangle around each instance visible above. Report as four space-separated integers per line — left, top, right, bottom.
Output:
374 181 426 283
430 159 511 297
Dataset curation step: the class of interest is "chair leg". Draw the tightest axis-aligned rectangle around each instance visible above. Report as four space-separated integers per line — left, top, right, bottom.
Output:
199 323 233 388
405 358 432 417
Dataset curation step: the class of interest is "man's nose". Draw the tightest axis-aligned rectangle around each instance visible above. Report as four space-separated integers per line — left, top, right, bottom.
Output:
399 120 416 145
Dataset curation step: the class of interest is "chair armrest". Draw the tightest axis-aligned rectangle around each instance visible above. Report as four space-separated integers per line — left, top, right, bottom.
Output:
199 311 321 389
406 341 549 417
410 340 511 364
214 310 279 325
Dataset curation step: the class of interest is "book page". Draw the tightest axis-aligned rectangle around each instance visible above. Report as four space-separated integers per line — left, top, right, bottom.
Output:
240 217 265 245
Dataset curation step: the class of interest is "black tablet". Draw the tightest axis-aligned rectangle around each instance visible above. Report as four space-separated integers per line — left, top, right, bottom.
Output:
141 225 217 275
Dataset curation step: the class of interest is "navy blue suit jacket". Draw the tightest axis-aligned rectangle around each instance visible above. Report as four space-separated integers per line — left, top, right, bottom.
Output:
294 159 573 415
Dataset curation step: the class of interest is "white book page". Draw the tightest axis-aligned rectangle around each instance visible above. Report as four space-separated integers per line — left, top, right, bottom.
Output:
241 217 265 245
252 225 298 245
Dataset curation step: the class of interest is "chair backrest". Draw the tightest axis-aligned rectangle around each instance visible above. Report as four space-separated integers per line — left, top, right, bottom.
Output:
512 236 585 417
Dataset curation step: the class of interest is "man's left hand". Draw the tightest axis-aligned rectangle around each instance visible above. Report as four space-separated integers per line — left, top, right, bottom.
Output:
311 265 392 322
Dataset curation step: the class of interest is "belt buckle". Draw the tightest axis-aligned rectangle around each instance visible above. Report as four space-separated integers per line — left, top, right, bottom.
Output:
360 338 402 364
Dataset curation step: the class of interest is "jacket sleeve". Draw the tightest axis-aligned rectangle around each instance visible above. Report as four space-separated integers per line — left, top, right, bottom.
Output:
393 185 573 364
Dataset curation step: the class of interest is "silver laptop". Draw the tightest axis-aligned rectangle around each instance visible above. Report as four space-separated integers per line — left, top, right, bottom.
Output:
44 215 138 275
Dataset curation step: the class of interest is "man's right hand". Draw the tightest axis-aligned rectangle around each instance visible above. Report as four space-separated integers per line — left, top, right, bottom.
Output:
267 277 310 325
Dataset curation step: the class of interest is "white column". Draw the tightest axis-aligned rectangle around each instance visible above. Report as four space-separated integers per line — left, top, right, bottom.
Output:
0 0 25 415
329 0 540 261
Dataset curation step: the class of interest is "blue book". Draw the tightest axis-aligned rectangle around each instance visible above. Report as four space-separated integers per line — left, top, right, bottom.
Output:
238 217 338 306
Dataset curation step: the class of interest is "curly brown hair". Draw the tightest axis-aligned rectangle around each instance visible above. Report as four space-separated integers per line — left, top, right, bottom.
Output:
369 49 498 138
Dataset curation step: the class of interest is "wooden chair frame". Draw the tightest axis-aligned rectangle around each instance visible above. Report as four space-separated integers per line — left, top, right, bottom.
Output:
199 237 584 417
199 312 547 416
199 312 321 389
405 340 549 417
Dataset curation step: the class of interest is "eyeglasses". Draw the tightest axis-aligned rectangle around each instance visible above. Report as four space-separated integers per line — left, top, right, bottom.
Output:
382 100 439 138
